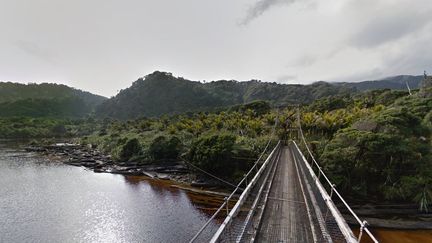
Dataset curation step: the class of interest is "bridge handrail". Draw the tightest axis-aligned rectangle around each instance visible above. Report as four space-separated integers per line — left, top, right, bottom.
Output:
297 126 379 243
189 140 281 242
208 140 281 242
189 110 280 242
293 141 357 242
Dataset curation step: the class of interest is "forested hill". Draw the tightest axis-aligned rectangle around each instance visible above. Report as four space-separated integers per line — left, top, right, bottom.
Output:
337 75 423 91
0 82 107 117
0 82 106 104
96 71 356 119
96 71 423 119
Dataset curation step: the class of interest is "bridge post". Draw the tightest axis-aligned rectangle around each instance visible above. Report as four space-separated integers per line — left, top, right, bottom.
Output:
357 220 369 242
224 197 229 215
324 184 336 222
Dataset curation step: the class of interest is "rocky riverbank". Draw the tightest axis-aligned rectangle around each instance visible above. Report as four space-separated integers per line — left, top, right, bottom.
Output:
24 143 431 230
24 143 213 186
342 204 432 230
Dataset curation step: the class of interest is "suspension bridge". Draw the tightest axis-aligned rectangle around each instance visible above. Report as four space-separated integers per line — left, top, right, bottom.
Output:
189 107 379 243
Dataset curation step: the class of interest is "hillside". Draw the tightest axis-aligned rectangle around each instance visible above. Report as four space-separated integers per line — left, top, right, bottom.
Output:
0 82 107 118
86 87 432 211
96 71 356 119
337 75 423 91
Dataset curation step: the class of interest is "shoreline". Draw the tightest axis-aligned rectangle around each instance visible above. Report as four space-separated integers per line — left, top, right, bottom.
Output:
25 143 432 231
25 143 227 188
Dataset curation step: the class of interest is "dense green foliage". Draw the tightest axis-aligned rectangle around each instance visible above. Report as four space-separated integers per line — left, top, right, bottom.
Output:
302 89 432 211
119 138 142 161
0 97 92 117
0 82 106 104
148 136 182 160
1 72 431 211
337 75 423 91
83 101 276 182
0 117 99 138
96 72 425 119
0 82 106 118
96 71 356 119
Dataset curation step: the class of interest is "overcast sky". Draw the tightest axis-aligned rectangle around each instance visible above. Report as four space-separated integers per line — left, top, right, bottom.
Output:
1 0 431 97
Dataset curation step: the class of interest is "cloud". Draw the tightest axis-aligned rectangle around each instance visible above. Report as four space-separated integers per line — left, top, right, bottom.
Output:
381 26 432 76
276 74 297 82
241 0 299 25
286 55 317 67
349 6 432 48
14 40 56 64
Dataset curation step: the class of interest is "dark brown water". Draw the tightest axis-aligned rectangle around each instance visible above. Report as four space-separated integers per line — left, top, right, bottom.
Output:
372 229 432 243
0 142 218 243
352 228 432 243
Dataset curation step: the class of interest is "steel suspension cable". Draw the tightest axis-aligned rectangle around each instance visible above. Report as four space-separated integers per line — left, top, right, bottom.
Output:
183 109 280 190
189 109 280 242
297 107 379 243
181 158 240 190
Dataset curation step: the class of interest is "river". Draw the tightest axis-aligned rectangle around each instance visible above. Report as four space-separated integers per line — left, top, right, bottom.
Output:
0 142 218 243
0 141 431 243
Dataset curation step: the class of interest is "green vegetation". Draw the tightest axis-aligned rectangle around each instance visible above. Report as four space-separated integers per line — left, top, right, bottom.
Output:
0 82 106 118
96 71 356 119
148 136 182 160
301 89 432 212
96 72 426 119
1 72 431 211
83 102 277 180
0 82 106 105
0 117 99 138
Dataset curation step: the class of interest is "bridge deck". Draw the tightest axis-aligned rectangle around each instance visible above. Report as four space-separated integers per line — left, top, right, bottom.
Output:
255 146 315 243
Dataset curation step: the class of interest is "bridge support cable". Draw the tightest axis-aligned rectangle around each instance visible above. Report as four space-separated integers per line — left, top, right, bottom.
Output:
185 109 280 192
296 107 379 243
236 145 282 242
208 142 282 243
189 111 281 242
182 158 242 190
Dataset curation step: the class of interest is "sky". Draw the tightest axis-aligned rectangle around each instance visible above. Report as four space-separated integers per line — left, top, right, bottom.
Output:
1 0 431 97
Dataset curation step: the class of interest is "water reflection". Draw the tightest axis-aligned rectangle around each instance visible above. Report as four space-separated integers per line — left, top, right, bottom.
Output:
0 143 218 243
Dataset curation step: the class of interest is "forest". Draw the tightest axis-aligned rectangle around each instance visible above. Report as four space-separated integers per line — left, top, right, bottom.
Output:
0 74 430 212
95 71 423 119
3 87 429 211
0 82 106 118
91 87 432 211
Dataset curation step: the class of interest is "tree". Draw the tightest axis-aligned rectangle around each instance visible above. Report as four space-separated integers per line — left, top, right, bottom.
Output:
188 134 237 178
119 138 141 161
148 135 182 160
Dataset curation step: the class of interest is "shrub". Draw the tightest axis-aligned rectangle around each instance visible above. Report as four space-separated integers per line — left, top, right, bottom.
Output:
119 138 141 161
188 134 237 178
148 135 182 160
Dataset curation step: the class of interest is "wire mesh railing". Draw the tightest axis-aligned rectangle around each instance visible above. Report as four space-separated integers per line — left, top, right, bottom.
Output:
292 141 357 242
189 141 281 242
296 125 379 243
217 143 282 243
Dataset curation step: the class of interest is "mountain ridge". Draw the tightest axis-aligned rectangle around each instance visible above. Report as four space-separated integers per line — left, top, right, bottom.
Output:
0 82 107 118
1 72 423 119
96 71 355 119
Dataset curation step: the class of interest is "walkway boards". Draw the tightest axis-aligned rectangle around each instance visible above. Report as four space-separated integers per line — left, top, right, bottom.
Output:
255 146 315 243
